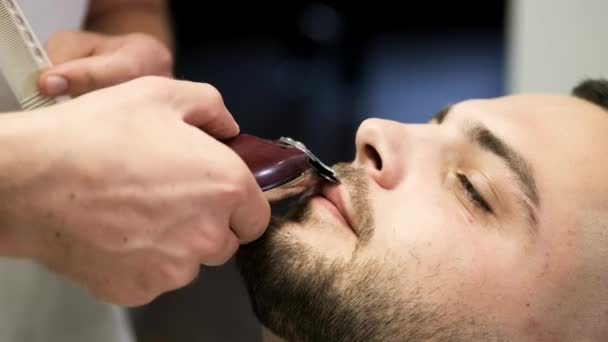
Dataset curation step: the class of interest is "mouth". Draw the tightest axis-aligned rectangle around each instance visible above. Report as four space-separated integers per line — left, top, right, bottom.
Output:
318 184 358 238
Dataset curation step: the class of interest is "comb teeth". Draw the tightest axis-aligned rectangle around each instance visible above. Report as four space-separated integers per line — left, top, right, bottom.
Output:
0 0 58 111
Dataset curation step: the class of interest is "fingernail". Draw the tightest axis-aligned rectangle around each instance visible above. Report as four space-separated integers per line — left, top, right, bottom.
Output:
45 75 68 96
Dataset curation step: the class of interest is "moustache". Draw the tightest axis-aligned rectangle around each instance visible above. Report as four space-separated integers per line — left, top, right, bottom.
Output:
270 162 374 243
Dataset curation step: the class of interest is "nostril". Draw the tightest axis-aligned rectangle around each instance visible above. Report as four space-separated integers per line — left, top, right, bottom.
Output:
364 144 382 171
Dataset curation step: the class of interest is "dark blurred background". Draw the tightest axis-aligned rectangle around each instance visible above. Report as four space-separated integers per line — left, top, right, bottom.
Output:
129 1 506 341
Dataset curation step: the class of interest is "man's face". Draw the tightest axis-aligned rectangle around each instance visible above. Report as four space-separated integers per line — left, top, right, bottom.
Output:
237 94 608 341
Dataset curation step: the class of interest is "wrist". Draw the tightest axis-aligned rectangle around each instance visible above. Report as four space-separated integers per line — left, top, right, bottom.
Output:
0 110 57 257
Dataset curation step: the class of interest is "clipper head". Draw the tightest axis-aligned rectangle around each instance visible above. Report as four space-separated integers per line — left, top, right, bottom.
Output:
277 137 340 184
225 134 340 202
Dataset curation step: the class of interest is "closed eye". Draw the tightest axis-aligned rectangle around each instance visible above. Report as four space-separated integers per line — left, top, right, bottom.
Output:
457 173 493 214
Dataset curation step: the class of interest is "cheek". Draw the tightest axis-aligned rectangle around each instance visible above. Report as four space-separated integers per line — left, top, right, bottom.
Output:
363 188 480 284
364 187 532 313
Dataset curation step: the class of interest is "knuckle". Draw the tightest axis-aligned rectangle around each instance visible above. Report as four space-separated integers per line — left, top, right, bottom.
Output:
174 264 200 288
224 167 254 199
125 33 173 76
239 219 268 244
182 82 230 123
195 227 234 264
252 202 271 235
158 48 174 71
218 182 247 208
134 75 169 95
157 262 184 290
156 258 199 289
199 83 224 110
201 83 222 101
169 267 198 290
122 58 144 80
156 50 174 77
70 69 96 97
84 67 97 88
200 229 228 257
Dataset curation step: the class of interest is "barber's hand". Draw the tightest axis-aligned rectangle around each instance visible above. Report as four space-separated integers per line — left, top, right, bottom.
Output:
38 30 173 97
6 77 269 306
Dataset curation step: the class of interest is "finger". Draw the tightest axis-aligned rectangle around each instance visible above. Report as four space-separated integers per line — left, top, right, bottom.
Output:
181 83 240 139
45 30 106 65
145 78 239 139
39 54 134 97
199 229 240 266
228 170 271 243
93 77 239 138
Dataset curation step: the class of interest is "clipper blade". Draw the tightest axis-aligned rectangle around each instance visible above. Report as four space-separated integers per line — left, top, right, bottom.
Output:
278 137 340 183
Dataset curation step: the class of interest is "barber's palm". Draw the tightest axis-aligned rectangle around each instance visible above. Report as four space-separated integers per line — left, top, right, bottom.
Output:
21 77 269 306
38 30 173 97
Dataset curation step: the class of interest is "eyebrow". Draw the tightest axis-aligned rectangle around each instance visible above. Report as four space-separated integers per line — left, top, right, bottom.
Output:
432 106 540 228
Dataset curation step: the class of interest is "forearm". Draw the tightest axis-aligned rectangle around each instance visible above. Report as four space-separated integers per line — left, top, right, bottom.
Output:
85 0 174 50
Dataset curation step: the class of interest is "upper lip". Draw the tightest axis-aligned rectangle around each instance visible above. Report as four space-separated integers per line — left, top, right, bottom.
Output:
321 184 358 237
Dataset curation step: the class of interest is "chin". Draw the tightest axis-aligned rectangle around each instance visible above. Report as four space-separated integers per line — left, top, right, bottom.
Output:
236 227 496 342
236 222 426 342
279 220 358 263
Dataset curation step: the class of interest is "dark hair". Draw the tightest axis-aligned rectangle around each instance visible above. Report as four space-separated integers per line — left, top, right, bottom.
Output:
572 78 608 110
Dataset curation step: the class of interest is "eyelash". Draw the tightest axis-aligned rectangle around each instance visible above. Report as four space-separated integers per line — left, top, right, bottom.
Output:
457 173 493 214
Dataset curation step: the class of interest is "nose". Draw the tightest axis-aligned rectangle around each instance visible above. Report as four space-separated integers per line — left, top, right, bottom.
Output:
354 118 406 189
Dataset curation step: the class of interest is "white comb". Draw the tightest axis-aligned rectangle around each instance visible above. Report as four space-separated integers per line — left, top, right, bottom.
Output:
0 0 60 112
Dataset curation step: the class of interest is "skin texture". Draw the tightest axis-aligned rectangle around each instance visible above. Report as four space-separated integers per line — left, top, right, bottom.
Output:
0 76 270 307
238 93 608 342
38 0 173 97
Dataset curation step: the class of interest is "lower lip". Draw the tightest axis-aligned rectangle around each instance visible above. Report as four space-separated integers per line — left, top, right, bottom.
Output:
310 196 354 234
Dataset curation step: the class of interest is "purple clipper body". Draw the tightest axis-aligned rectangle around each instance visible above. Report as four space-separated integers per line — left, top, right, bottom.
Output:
225 134 339 201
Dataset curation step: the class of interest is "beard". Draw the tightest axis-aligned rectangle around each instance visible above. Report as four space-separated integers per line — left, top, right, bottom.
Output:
236 164 493 342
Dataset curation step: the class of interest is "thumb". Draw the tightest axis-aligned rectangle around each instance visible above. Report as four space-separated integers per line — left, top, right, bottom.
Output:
172 81 240 139
38 54 133 97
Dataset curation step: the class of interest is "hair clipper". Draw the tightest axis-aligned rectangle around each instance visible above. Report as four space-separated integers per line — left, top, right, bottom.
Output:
225 134 340 202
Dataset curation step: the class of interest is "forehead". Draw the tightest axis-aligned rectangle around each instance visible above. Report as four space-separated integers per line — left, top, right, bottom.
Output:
446 93 608 150
449 93 608 208
449 93 607 129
